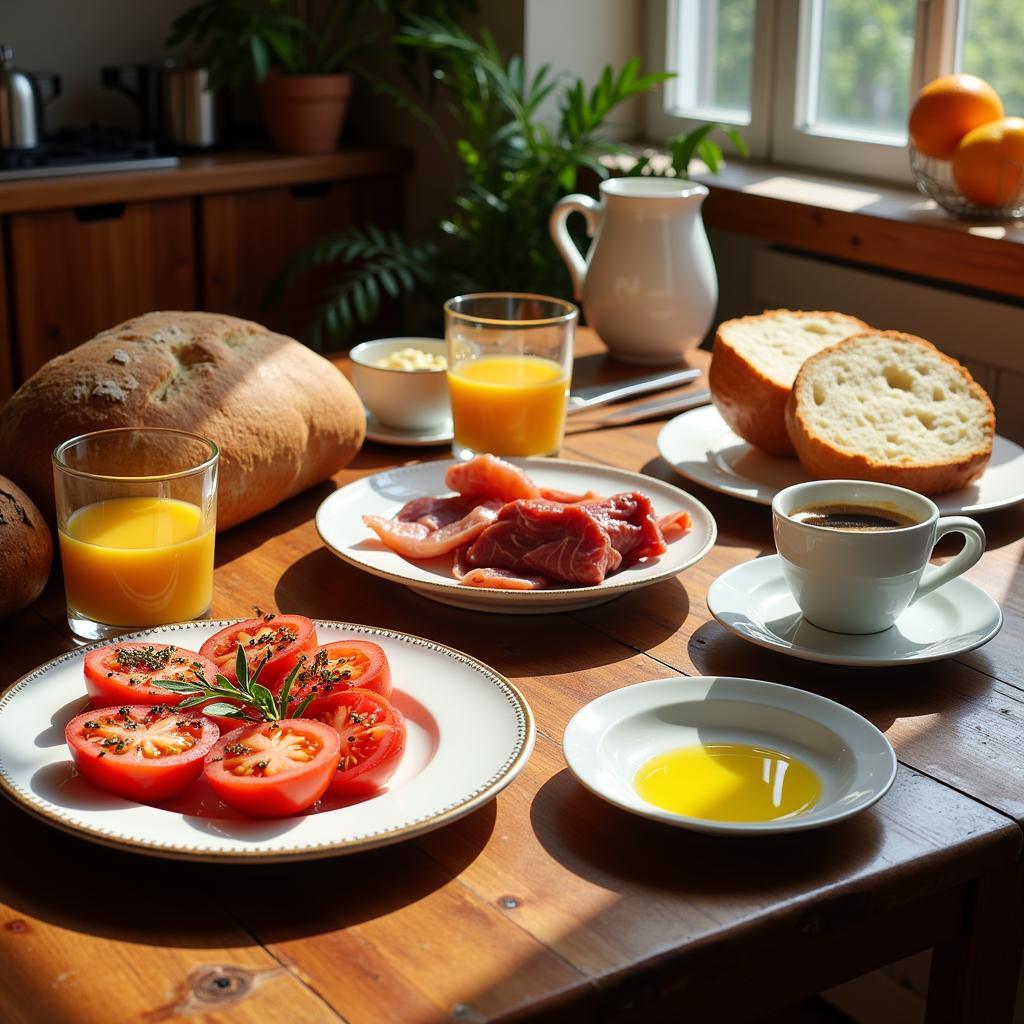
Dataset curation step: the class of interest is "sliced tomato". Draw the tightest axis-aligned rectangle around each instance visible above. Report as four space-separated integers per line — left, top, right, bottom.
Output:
204 719 340 817
66 705 219 803
84 643 222 709
307 688 406 797
288 640 393 710
199 614 317 693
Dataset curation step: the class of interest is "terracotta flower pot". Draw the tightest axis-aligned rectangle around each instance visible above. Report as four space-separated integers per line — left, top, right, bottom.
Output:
258 72 353 155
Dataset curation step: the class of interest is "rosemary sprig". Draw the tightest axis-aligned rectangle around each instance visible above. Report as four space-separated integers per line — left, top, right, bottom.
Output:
157 645 316 722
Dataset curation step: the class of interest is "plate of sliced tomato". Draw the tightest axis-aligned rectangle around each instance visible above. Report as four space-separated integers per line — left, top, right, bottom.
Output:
0 619 534 863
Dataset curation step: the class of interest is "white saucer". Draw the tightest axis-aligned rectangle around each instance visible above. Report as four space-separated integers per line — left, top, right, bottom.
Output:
707 555 1003 667
563 676 896 836
364 411 454 447
657 404 1024 516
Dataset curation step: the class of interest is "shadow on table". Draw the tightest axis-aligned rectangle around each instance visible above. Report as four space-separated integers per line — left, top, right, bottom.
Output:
686 619 1002 742
0 793 496 947
274 547 694 673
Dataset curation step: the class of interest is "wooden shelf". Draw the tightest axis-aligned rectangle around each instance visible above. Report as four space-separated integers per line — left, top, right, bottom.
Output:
691 159 1024 302
0 146 412 214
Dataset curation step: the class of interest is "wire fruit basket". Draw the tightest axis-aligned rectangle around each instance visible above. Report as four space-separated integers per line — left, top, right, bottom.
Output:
910 144 1024 219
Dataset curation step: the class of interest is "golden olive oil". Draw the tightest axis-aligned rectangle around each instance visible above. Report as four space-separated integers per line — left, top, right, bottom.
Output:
635 743 821 822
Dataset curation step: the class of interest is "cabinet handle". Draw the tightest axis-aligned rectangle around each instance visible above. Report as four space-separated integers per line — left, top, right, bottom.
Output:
74 202 126 223
289 181 332 200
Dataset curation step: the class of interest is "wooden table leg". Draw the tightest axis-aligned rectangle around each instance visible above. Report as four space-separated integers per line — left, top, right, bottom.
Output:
925 863 1024 1024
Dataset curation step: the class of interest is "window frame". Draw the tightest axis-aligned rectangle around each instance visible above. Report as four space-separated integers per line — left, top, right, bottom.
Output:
647 0 963 184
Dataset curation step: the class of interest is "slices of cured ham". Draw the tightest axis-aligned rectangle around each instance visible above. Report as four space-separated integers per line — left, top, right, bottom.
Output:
362 500 503 559
445 453 540 502
363 454 692 587
464 500 619 586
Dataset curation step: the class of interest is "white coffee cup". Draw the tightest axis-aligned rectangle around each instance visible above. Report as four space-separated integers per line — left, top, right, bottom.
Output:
772 480 986 634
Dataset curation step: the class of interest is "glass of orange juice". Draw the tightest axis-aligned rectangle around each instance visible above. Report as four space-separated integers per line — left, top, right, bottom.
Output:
445 292 578 459
52 428 218 641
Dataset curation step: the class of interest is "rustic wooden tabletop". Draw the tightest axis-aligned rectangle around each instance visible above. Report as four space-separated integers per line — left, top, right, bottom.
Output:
0 331 1021 1024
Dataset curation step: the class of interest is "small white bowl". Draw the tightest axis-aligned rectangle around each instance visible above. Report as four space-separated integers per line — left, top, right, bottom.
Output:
563 676 896 836
350 337 451 431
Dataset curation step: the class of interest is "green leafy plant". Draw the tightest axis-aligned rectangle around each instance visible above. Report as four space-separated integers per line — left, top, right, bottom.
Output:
167 0 476 89
271 16 747 348
158 643 315 722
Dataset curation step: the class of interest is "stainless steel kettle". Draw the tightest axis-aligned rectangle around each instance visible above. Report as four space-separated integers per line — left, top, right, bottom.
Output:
0 45 61 149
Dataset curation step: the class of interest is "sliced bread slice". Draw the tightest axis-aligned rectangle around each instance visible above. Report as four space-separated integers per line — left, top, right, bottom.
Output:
785 330 995 494
709 309 870 456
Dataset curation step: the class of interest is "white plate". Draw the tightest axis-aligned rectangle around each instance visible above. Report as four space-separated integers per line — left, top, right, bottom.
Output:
657 404 1024 516
364 410 454 447
316 457 717 613
707 554 1003 667
563 676 896 836
0 620 534 863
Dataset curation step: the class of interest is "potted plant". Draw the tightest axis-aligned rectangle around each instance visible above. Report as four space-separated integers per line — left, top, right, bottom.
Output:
166 0 391 154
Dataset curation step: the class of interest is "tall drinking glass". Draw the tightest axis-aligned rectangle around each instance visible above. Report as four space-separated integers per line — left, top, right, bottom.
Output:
53 428 219 641
445 292 578 459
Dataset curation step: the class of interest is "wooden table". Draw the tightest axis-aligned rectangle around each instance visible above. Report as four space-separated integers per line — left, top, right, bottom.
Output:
1 331 1022 1023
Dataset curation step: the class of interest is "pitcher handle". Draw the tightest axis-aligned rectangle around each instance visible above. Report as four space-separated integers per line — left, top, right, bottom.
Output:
549 194 602 302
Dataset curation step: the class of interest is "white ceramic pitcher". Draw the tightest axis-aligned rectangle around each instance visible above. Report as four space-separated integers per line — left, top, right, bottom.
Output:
549 177 718 365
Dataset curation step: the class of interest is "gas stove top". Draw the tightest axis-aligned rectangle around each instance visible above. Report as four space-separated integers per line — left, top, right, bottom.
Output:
0 128 179 181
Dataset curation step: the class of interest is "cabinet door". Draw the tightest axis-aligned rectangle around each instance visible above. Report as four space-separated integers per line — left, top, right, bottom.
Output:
9 198 196 380
201 175 403 344
0 224 13 402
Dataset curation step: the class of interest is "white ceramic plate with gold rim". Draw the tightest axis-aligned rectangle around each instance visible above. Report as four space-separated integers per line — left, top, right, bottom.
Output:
315 457 717 613
657 404 1024 516
563 676 897 837
0 620 534 863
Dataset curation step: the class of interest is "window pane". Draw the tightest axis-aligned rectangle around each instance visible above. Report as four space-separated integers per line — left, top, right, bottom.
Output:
957 0 1024 114
670 0 754 121
807 0 915 141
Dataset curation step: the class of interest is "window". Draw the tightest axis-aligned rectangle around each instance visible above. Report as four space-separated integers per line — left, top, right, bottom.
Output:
647 0 1024 182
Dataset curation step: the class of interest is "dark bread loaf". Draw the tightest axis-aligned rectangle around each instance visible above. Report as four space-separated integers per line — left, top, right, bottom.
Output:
0 312 366 530
0 475 52 620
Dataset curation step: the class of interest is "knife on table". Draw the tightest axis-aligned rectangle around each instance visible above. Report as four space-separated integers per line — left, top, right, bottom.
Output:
566 367 702 413
567 388 712 428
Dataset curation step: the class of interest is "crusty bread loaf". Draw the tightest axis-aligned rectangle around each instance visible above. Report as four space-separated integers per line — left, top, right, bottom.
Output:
785 331 995 494
0 312 366 530
0 474 52 621
709 310 871 455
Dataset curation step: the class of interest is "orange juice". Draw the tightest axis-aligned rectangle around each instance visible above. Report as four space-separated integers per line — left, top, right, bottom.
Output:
447 354 568 456
59 497 214 627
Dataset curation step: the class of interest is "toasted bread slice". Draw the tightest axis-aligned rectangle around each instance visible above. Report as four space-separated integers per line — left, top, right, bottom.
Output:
709 309 871 456
785 330 995 494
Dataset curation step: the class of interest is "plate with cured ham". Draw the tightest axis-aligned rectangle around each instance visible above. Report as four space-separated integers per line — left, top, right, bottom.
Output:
315 455 717 612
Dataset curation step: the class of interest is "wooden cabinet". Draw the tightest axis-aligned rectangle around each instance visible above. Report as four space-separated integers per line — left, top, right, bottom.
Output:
0 228 12 402
0 148 409 394
202 175 401 339
9 199 195 379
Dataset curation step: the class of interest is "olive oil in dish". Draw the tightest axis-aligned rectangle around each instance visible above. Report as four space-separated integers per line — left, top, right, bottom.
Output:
635 743 821 822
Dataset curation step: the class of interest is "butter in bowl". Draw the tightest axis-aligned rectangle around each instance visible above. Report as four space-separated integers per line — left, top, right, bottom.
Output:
350 337 452 434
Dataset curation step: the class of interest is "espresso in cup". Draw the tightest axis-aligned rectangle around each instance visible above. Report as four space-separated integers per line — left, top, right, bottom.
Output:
789 503 920 532
772 480 986 634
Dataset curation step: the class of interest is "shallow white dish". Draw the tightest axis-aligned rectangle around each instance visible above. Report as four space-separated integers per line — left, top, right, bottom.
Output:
657 404 1024 516
707 554 1003 667
364 410 454 447
0 620 534 863
563 675 896 836
316 457 717 613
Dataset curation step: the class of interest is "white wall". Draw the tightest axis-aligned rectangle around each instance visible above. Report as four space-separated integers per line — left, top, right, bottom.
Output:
523 0 647 140
1 0 198 133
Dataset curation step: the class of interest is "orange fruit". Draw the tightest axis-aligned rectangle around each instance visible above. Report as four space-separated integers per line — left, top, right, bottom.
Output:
908 73 1003 160
951 117 1024 207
